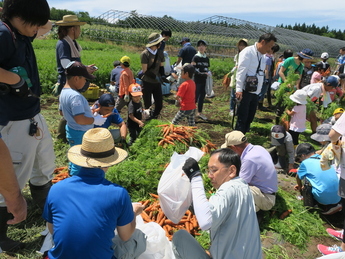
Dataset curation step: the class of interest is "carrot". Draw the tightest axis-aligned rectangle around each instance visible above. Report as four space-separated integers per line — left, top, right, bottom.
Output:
191 217 198 228
170 124 174 133
156 210 164 224
141 211 151 222
156 124 169 127
142 200 150 207
279 209 292 219
149 193 159 199
186 210 192 221
185 222 191 233
158 139 165 146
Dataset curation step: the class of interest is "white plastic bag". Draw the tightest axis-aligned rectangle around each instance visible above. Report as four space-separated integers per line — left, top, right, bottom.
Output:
137 222 174 259
157 147 204 224
205 71 213 96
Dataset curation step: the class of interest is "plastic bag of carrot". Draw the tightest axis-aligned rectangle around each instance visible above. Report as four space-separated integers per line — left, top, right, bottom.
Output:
139 193 200 241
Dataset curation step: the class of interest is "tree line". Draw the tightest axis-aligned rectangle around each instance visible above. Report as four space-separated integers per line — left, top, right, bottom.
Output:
278 23 345 41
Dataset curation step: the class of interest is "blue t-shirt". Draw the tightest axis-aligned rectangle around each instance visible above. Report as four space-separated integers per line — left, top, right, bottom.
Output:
43 167 134 259
110 66 124 91
178 43 197 65
298 154 341 205
94 108 123 128
0 21 40 125
59 88 93 131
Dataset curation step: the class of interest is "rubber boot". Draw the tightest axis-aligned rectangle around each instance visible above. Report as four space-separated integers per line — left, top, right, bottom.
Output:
0 207 25 251
29 181 52 210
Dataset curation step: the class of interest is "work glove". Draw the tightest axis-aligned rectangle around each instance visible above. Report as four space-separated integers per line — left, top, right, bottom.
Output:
124 95 130 102
182 157 201 181
119 138 128 149
93 114 106 126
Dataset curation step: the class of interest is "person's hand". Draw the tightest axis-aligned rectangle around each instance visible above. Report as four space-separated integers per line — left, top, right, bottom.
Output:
182 157 201 181
294 184 301 191
6 194 27 224
93 113 106 126
235 91 243 101
132 202 144 216
124 95 130 102
138 121 144 128
87 64 97 74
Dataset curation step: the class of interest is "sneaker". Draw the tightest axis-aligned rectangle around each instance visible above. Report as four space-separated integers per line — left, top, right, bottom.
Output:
326 228 344 241
229 110 234 117
317 244 343 255
198 113 207 120
322 204 343 215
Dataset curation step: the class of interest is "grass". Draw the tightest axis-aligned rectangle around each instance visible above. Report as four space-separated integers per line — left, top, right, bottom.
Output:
3 38 342 258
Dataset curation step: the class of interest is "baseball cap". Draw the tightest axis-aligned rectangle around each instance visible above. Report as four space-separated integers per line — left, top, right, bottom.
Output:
98 93 115 107
325 76 339 87
113 60 121 67
120 56 130 67
271 125 286 145
65 61 95 80
333 108 344 115
197 40 208 46
128 83 143 96
221 131 247 148
311 124 331 143
321 52 329 59
295 143 315 158
179 37 190 44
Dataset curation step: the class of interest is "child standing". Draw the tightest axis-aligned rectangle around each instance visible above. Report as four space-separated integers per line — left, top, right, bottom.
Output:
192 40 210 121
59 61 106 175
115 56 134 113
172 64 196 126
127 82 144 146
229 39 248 116
286 89 308 146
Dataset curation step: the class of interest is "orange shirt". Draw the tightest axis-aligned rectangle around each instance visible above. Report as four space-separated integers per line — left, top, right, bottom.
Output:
119 67 134 96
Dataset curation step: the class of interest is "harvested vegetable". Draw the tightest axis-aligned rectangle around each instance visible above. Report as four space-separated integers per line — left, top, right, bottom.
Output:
52 166 69 183
139 194 200 240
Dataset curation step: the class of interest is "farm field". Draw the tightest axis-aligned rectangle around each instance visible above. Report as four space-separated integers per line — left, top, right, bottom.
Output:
2 38 344 259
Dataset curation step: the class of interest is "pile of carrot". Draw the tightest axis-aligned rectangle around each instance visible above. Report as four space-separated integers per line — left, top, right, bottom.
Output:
156 124 217 153
52 166 69 183
140 193 200 241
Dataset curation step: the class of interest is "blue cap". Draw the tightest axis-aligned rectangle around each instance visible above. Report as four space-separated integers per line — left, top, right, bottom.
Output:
325 76 339 87
179 37 190 44
98 94 115 107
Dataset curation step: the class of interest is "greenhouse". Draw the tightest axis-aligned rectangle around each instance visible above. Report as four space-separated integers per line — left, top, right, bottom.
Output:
87 10 345 58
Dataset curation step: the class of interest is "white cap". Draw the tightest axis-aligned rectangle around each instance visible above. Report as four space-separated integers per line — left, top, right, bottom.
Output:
321 52 329 59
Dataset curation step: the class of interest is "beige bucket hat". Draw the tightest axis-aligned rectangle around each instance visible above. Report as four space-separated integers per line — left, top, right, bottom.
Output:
55 15 86 26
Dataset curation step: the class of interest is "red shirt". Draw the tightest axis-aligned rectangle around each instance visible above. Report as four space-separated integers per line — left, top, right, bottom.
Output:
177 79 196 111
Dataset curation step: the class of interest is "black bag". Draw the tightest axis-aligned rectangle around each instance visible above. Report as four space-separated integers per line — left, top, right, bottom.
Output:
144 70 157 79
137 70 144 79
244 75 258 92
138 51 159 80
302 180 314 207
244 53 262 92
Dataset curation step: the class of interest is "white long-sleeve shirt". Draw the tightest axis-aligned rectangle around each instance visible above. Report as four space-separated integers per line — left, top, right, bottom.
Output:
236 42 266 95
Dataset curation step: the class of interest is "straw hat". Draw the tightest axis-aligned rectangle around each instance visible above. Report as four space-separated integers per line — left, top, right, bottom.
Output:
289 89 307 105
55 15 86 26
146 33 164 48
236 38 248 47
67 128 127 168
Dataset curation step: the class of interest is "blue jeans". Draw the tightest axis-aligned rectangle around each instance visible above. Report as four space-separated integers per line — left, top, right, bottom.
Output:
66 125 86 175
230 88 236 111
235 91 259 134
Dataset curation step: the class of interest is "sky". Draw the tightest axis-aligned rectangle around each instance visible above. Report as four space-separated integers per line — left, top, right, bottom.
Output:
47 0 345 32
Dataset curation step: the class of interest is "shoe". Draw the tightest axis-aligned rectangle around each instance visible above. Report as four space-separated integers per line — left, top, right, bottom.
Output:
317 244 343 255
198 114 207 120
229 110 234 117
274 161 282 169
0 237 25 252
326 228 344 241
322 204 342 215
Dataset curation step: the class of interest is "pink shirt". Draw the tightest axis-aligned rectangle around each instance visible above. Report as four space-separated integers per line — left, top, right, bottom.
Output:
310 71 322 84
289 104 306 132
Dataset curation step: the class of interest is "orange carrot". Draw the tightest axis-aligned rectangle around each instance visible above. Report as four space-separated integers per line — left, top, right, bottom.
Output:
279 209 292 220
141 211 151 222
149 193 159 199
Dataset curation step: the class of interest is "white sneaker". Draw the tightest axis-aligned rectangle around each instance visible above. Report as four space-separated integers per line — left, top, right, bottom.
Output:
198 113 207 120
275 161 282 169
322 204 343 215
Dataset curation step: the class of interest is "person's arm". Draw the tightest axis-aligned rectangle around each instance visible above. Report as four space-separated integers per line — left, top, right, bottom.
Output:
235 48 250 100
129 114 144 128
329 129 342 142
36 20 52 38
285 108 295 116
176 57 182 66
118 121 127 139
116 203 144 241
0 139 27 224
74 114 95 125
0 68 21 85
141 63 148 73
278 66 286 82
47 222 54 234
294 175 303 191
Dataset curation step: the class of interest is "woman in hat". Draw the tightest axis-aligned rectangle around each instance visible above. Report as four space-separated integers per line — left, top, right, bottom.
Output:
278 48 314 86
55 15 96 95
140 33 165 120
42 127 146 259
